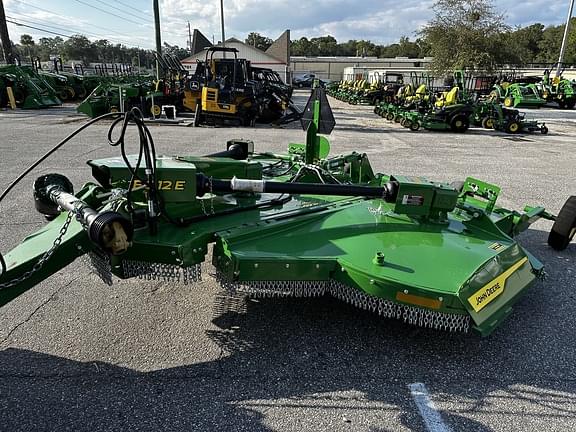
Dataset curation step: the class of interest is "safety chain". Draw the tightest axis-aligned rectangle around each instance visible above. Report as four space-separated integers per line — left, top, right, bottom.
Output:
0 211 74 290
200 176 215 216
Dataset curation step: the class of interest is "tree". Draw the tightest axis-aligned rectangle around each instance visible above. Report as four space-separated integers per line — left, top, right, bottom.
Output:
245 32 273 51
420 0 510 73
62 35 96 62
19 34 36 61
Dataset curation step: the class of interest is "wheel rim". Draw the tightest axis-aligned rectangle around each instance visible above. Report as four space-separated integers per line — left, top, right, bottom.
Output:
486 119 493 128
510 123 519 132
151 104 161 116
504 98 513 107
455 120 463 128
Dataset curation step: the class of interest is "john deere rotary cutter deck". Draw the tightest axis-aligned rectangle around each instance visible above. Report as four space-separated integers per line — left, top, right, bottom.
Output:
0 90 574 337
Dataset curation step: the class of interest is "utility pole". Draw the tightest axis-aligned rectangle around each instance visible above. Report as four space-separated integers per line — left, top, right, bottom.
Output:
556 0 575 77
0 0 14 64
220 0 225 49
153 0 162 79
188 21 192 55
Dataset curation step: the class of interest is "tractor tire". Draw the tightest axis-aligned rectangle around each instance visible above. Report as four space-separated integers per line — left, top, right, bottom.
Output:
409 121 420 131
541 125 549 135
58 89 70 101
558 100 566 109
400 118 408 127
385 112 394 121
450 115 469 133
504 97 514 107
566 100 575 109
394 115 402 123
505 121 521 134
151 104 162 117
547 196 576 251
481 117 495 129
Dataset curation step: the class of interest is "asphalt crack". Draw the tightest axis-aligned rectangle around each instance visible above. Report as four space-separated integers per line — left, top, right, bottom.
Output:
0 274 84 347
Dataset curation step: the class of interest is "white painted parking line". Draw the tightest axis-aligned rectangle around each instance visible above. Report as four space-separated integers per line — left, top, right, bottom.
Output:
409 382 453 432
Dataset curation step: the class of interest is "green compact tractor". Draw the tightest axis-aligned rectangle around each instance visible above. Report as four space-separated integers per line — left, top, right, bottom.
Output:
541 69 575 109
490 83 546 108
1 89 574 337
77 82 152 118
0 64 61 109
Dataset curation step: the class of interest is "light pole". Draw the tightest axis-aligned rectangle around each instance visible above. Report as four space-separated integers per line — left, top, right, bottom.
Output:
556 0 575 77
220 0 225 47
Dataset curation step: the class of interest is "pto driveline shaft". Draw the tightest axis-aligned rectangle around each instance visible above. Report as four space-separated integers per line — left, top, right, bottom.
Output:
196 174 398 202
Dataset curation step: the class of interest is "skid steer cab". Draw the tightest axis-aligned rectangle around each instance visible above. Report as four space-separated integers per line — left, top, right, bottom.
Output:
194 47 260 127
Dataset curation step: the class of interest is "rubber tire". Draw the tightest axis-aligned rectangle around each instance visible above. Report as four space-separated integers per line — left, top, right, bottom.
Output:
450 115 469 133
394 115 402 123
400 118 407 127
566 100 575 109
541 125 549 135
558 100 566 109
409 121 420 131
481 117 494 129
548 196 576 251
505 121 521 134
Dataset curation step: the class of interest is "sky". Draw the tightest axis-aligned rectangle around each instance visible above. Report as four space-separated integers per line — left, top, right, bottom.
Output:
3 0 574 50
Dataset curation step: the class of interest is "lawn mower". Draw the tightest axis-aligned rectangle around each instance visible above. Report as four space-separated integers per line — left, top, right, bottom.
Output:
486 104 548 134
0 89 574 337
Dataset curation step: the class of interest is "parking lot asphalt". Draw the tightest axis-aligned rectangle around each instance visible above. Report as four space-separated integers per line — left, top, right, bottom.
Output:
0 92 574 431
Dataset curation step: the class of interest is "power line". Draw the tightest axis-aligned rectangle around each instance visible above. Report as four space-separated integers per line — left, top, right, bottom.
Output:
6 19 73 39
10 0 147 41
6 14 137 47
92 0 151 23
73 0 152 27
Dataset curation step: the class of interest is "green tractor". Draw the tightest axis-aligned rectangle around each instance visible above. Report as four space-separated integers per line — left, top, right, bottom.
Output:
2 88 573 337
77 82 151 118
490 82 546 108
0 64 61 109
540 69 575 109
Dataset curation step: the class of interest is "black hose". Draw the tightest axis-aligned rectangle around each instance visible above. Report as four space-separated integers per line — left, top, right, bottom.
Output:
0 108 158 278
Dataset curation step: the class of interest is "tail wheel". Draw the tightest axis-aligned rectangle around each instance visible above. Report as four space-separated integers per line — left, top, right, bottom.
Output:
548 196 576 250
151 104 162 116
481 117 494 129
504 97 514 107
506 121 520 134
410 121 420 131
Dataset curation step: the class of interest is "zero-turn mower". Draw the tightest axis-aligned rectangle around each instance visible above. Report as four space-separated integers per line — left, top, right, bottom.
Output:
0 89 574 337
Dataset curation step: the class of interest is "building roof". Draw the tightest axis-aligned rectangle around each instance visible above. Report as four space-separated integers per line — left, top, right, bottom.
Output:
181 37 287 66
